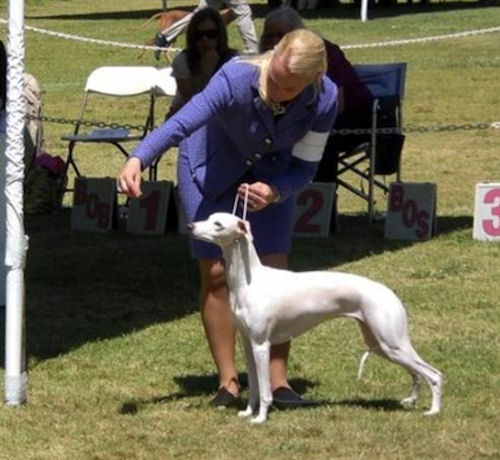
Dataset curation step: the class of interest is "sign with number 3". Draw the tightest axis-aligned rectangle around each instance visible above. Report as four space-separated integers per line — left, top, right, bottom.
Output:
473 183 500 241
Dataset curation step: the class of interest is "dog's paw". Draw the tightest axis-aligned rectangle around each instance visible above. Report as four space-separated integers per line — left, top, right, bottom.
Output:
238 407 253 418
400 396 417 409
250 415 267 424
423 407 440 416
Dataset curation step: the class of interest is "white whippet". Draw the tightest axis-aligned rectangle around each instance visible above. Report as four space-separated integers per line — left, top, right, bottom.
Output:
188 212 443 424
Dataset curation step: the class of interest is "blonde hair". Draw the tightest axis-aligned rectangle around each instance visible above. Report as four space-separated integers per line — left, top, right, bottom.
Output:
250 29 326 105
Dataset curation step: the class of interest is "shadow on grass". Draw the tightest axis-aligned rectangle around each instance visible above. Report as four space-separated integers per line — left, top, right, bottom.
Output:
119 373 319 414
328 397 403 411
118 371 403 415
290 213 472 271
26 1 499 22
0 211 471 369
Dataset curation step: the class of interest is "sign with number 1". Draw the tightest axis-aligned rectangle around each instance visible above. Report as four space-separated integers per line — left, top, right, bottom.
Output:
126 181 172 235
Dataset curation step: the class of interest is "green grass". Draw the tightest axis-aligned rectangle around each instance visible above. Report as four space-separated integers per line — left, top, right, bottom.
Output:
1 0 500 458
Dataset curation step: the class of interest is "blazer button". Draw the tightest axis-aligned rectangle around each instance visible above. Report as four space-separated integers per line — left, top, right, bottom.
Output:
264 137 272 146
254 152 262 159
245 159 253 166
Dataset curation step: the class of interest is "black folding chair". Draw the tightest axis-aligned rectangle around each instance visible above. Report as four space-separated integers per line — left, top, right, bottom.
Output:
336 62 407 222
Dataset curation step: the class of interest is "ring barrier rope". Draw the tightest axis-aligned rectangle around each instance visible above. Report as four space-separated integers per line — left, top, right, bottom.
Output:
0 18 182 53
0 18 499 52
341 26 500 49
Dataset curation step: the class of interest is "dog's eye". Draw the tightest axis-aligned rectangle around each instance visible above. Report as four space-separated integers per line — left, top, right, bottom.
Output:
213 221 224 231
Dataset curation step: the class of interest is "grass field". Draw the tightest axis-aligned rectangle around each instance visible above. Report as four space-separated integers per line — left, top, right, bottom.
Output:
1 0 500 458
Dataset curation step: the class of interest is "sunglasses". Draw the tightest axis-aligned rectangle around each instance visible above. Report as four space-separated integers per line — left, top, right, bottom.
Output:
194 29 219 41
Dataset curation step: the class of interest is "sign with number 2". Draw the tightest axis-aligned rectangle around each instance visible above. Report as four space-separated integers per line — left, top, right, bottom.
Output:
292 182 336 237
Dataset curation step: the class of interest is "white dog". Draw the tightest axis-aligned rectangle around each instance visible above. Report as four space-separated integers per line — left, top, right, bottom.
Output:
188 212 443 424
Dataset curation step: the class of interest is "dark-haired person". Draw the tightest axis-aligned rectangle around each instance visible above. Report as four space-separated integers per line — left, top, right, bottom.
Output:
168 8 238 117
157 0 258 54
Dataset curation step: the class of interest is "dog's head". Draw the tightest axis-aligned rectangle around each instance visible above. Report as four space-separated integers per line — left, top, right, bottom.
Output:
188 213 253 248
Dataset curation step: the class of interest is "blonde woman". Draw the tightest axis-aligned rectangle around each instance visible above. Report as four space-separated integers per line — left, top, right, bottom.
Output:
119 29 338 409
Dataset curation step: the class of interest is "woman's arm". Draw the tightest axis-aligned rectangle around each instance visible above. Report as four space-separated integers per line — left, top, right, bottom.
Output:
118 64 234 197
129 64 233 169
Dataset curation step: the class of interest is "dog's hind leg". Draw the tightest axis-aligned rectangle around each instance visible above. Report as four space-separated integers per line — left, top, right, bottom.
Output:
357 320 442 415
377 342 442 416
238 335 259 419
400 372 422 408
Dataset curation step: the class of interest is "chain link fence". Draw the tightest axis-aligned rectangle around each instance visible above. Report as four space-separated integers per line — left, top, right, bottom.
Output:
28 113 500 136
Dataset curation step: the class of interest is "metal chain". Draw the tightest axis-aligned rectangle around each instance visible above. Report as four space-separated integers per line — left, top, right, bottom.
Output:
27 113 500 135
26 113 146 132
332 122 500 135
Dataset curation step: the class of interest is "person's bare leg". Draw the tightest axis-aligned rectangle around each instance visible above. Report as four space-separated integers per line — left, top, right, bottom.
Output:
199 258 239 396
261 253 291 392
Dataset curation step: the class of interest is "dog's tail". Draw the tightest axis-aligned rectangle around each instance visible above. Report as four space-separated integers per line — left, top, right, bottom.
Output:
130 13 164 32
357 351 370 380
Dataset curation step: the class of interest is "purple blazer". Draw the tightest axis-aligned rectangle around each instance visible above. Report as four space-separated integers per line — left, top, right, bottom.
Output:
131 58 338 202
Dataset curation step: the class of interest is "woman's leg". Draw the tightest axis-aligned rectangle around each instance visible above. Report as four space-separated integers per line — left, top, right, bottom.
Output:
198 258 239 396
260 253 291 392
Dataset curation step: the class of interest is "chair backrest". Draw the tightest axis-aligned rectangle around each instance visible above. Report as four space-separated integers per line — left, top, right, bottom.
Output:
156 67 177 97
353 63 406 100
84 66 177 97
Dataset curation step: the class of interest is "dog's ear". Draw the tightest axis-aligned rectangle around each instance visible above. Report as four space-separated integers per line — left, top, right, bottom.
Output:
237 220 253 241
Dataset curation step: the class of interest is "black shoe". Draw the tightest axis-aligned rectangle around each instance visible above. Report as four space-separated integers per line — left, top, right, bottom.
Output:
272 387 320 410
209 387 244 410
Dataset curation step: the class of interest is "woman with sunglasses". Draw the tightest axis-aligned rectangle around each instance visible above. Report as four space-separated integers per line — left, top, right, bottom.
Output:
168 8 237 117
119 29 338 410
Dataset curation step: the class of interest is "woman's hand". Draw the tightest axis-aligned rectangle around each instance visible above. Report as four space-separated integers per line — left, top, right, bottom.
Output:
117 157 143 198
238 182 278 212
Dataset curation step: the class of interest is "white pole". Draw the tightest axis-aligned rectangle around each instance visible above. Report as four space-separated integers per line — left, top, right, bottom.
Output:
0 115 5 306
361 0 368 22
4 0 28 405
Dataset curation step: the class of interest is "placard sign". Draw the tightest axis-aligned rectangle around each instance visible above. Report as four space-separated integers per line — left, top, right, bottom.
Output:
126 181 172 235
292 182 336 237
473 182 500 241
71 177 116 232
385 182 437 240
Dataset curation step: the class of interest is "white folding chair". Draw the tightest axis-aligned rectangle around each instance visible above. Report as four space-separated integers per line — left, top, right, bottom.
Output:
336 62 407 222
61 66 177 187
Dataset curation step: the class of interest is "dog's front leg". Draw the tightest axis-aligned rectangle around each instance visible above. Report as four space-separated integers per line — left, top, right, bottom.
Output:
238 334 259 419
250 340 272 424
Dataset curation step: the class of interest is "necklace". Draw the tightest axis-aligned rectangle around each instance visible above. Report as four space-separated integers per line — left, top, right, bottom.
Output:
269 100 288 116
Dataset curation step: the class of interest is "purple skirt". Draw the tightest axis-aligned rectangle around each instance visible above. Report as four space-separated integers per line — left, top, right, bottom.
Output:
177 153 294 259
